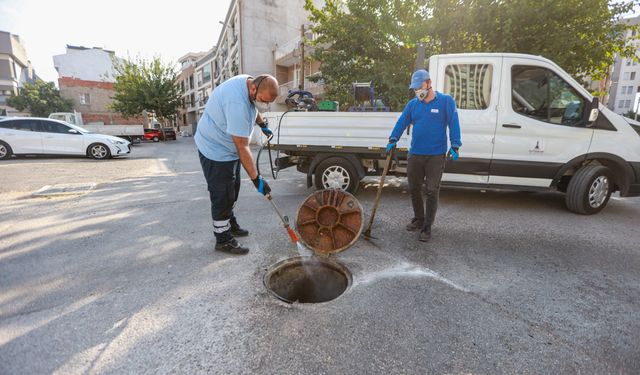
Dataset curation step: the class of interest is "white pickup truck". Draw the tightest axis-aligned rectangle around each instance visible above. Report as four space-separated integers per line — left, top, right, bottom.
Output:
264 53 640 215
48 112 144 143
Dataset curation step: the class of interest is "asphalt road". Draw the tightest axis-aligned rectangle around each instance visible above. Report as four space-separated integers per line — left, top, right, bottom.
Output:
1 137 639 374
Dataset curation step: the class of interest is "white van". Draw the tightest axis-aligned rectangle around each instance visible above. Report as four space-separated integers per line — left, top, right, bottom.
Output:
264 53 640 215
0 117 130 160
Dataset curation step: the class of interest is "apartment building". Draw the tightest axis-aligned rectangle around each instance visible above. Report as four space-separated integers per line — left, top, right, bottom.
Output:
0 31 39 116
177 51 205 133
53 45 142 124
608 15 640 115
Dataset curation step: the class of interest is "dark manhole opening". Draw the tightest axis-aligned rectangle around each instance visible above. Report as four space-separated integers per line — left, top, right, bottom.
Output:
264 256 351 304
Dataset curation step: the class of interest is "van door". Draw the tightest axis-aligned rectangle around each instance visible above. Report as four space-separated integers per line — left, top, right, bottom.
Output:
0 119 44 154
490 58 594 187
435 56 502 184
38 120 85 155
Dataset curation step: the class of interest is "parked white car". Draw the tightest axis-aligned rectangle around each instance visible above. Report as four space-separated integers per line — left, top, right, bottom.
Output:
0 117 130 160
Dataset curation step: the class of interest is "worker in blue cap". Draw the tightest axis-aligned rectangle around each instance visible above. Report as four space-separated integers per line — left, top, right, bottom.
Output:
386 69 462 242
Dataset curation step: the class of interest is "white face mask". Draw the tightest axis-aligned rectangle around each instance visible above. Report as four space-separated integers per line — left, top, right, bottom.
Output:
415 87 430 101
255 101 269 113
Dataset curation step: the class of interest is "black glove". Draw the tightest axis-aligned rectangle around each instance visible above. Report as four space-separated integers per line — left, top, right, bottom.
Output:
252 175 271 196
257 119 273 138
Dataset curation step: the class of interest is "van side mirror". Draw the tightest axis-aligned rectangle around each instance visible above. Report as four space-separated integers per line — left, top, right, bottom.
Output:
586 97 599 127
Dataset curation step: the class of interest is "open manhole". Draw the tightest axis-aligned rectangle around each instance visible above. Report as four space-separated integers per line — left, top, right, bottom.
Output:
264 256 352 304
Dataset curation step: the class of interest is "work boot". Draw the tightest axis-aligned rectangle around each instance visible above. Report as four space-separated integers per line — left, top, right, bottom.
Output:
230 222 249 237
418 226 431 242
406 218 424 232
215 239 249 255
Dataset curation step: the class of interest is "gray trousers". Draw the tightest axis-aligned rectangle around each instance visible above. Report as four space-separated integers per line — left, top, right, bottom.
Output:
407 153 446 229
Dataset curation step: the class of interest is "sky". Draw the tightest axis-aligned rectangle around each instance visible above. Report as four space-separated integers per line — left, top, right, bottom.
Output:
0 0 233 83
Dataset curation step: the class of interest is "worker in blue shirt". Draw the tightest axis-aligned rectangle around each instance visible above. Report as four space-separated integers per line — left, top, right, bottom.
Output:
386 69 462 242
195 74 277 255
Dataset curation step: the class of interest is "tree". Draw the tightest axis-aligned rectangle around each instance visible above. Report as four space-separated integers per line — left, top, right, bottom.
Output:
6 80 73 117
305 0 638 109
111 57 182 123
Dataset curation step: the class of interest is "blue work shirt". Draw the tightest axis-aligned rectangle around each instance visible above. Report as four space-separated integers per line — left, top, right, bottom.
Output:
390 91 462 155
195 74 258 161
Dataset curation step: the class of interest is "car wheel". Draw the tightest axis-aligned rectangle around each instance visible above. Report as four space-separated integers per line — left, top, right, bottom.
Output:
153 136 159 142
565 165 613 215
88 143 111 160
0 141 12 160
314 157 360 194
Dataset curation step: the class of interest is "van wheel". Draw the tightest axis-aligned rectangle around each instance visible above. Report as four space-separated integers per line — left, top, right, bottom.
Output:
565 165 613 215
0 141 12 160
314 157 359 194
88 143 111 160
153 136 159 142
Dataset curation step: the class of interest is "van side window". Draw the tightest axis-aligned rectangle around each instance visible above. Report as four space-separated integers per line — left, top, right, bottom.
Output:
511 66 587 127
444 64 492 110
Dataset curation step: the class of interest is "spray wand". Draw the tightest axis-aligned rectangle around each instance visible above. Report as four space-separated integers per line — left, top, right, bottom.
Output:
265 193 299 244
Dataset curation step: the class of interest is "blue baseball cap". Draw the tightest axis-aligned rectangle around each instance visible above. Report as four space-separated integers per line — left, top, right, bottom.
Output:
409 69 431 90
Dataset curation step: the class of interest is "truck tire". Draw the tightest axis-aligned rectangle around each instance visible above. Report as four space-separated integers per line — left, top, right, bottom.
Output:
0 141 12 160
565 165 613 215
87 143 111 160
314 157 360 194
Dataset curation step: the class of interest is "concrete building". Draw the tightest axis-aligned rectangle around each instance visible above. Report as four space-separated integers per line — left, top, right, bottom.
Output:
607 15 640 116
0 31 39 116
53 45 141 124
213 0 325 108
177 51 206 133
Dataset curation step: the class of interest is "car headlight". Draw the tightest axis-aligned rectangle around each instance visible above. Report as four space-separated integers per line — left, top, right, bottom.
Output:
107 139 126 145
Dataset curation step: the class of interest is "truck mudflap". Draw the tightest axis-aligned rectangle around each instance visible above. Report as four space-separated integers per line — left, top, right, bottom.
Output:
622 161 640 197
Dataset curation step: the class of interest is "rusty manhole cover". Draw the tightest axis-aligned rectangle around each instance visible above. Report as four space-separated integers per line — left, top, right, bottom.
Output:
296 189 363 254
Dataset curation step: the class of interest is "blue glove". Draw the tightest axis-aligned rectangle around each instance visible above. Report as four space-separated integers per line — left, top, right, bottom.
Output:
252 175 271 196
386 137 398 154
447 147 459 161
258 120 272 138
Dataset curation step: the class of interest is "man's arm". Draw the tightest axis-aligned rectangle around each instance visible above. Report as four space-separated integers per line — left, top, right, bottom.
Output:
389 101 414 141
446 97 462 148
232 135 258 180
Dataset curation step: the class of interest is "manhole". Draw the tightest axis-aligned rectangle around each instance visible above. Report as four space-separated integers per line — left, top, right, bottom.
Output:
296 189 363 255
264 256 352 304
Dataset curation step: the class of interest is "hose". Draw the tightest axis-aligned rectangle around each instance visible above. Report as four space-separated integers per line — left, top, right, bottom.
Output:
256 109 294 180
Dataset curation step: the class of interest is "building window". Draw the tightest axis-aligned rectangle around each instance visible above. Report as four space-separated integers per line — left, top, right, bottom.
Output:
623 72 630 80
625 100 632 108
79 93 91 105
189 75 194 90
203 64 212 82
632 72 637 80
630 86 635 94
619 100 625 108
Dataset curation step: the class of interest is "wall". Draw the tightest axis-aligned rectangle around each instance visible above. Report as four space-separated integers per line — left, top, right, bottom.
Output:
58 77 143 125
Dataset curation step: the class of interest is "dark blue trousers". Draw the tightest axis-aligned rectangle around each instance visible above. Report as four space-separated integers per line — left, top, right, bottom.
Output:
198 151 241 244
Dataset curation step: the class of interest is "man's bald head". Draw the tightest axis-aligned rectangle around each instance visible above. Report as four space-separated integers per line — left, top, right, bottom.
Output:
249 74 279 103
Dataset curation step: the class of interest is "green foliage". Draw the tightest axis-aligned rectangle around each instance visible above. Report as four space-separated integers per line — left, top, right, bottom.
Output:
6 80 73 117
111 57 181 121
305 0 638 109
